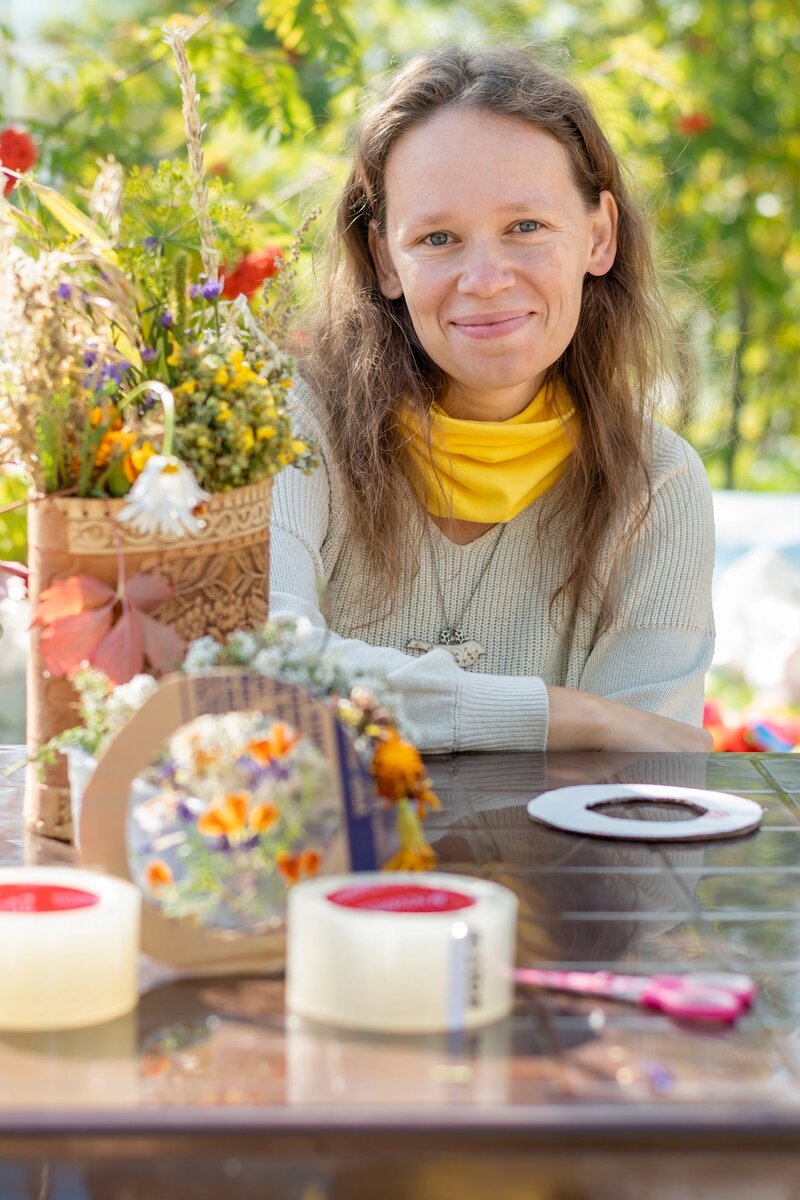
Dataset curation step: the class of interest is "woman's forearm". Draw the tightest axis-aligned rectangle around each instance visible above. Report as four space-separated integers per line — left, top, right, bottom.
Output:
546 686 713 753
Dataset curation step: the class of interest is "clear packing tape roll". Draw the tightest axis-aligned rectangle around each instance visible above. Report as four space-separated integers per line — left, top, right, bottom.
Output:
286 872 518 1033
0 867 141 1031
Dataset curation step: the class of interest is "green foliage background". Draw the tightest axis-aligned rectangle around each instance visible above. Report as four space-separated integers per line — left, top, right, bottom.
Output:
2 0 799 491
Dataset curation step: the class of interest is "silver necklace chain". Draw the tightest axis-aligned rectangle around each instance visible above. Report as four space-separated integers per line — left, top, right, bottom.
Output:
429 523 506 645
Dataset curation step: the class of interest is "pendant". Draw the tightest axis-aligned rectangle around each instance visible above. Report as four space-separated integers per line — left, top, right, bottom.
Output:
406 638 486 669
438 626 465 646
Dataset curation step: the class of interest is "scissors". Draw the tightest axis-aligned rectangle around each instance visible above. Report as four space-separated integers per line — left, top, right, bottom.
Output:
512 967 757 1024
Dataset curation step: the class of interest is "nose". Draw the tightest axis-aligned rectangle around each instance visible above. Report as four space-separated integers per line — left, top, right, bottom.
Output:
457 240 515 297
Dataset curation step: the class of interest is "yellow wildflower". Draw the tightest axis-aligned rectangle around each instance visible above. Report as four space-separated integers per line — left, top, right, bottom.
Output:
175 379 197 395
291 439 308 455
256 425 275 441
166 339 181 367
216 402 232 422
383 799 437 872
213 365 229 387
123 441 157 484
238 427 255 452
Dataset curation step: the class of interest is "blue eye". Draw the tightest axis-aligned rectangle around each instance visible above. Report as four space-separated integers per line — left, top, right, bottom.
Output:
516 220 541 233
426 232 450 246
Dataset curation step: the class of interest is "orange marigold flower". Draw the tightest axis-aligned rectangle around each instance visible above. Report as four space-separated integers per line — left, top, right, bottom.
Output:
145 859 173 890
277 846 322 886
197 791 249 838
250 800 280 833
371 731 426 803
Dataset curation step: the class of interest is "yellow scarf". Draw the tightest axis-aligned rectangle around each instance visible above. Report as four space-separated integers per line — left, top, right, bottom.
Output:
401 380 577 523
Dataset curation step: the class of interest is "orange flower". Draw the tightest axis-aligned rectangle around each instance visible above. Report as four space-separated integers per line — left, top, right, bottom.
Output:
277 847 322 885
93 427 136 470
371 731 427 803
250 800 280 833
247 722 301 764
145 859 173 890
197 791 249 838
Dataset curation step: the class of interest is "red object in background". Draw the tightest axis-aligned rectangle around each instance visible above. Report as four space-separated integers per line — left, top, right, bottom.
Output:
676 111 712 136
0 127 37 196
221 246 283 299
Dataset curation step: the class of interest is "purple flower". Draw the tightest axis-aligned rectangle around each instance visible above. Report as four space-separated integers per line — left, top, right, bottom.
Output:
159 311 174 330
176 798 195 823
83 349 98 369
56 282 72 300
202 278 223 301
189 284 204 300
141 347 157 363
143 236 159 251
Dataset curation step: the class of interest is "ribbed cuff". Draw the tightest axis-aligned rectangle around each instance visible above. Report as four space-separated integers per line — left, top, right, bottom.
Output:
454 673 549 752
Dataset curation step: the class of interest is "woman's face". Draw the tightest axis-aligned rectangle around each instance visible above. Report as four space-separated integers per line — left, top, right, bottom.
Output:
370 108 618 420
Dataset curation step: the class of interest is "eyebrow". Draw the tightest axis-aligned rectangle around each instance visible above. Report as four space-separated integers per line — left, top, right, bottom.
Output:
400 200 554 228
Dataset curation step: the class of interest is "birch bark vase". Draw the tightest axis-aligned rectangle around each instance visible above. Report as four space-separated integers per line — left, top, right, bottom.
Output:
25 479 272 841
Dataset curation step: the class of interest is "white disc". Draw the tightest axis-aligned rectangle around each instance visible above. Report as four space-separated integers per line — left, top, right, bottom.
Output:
526 784 763 842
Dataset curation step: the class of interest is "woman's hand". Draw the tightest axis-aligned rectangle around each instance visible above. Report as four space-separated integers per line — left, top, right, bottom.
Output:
546 686 713 753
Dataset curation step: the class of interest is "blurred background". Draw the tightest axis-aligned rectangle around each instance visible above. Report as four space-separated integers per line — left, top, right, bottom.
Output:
1 0 799 744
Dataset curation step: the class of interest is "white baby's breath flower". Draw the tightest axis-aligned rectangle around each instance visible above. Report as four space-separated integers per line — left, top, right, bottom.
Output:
183 635 223 673
251 646 284 676
225 630 259 664
117 454 210 538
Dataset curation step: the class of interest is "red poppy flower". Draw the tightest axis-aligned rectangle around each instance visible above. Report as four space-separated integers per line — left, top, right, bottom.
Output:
0 127 37 196
221 246 283 299
675 111 712 136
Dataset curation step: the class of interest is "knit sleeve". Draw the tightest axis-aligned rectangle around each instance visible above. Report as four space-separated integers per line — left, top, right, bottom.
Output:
269 397 549 754
576 436 716 726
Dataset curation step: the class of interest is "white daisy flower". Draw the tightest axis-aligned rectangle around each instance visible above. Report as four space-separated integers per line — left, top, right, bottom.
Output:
117 454 210 538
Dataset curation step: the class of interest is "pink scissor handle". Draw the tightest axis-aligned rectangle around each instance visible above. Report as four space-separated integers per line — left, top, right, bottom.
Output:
641 976 745 1022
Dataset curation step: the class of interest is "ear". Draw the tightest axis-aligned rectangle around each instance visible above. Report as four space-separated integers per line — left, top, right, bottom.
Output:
586 190 618 277
368 221 404 299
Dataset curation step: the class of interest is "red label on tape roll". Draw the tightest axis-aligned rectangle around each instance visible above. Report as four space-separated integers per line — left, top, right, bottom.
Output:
326 883 476 913
0 884 100 914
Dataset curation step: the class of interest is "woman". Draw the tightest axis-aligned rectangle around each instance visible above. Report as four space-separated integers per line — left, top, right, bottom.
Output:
270 45 715 754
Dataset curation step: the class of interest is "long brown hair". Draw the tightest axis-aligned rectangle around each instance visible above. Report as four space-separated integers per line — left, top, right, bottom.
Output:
304 44 689 630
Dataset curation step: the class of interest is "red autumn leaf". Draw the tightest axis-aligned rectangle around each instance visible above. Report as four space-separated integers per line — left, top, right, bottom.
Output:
38 604 114 677
91 604 145 685
32 574 114 627
32 568 182 684
140 611 185 674
125 571 174 612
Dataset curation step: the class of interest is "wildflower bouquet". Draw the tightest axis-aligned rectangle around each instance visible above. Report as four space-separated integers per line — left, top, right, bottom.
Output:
1 28 314 517
1 26 317 838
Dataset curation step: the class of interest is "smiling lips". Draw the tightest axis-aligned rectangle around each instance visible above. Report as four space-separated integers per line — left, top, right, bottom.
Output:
451 312 533 340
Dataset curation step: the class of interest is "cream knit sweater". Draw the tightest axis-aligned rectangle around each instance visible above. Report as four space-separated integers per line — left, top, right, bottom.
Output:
270 381 715 753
